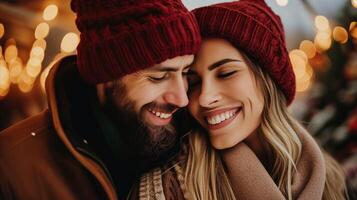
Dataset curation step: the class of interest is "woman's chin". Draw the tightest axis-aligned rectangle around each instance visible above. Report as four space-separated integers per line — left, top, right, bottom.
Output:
210 137 240 150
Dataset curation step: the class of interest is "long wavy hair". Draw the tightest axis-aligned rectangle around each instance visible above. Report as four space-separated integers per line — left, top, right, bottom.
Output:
182 52 347 200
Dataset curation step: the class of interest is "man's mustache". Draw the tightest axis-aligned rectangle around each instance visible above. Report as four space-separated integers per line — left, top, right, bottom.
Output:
144 102 178 114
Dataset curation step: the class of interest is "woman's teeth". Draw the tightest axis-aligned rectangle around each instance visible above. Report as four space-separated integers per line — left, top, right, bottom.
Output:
206 110 237 125
148 108 172 119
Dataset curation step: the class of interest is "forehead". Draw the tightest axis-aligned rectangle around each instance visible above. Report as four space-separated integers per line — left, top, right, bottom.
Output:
147 55 194 71
193 38 245 71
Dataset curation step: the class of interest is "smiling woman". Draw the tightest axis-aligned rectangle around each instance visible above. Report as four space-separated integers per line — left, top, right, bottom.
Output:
188 39 265 150
180 0 348 200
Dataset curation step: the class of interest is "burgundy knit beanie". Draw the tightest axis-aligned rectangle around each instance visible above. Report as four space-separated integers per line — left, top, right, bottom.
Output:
71 0 201 84
193 0 295 105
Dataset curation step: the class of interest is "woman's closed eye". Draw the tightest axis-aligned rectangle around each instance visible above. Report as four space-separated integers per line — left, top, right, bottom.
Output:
217 70 237 78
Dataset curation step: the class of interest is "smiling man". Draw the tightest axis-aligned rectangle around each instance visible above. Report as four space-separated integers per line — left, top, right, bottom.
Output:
0 0 200 200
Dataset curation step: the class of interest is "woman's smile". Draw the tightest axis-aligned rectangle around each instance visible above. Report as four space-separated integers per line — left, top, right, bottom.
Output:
203 107 242 131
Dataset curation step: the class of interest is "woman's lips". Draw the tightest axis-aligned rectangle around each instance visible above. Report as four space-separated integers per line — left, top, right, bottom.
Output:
204 107 242 130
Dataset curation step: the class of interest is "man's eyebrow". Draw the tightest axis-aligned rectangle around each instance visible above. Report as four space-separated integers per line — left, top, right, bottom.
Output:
208 58 242 71
150 65 191 72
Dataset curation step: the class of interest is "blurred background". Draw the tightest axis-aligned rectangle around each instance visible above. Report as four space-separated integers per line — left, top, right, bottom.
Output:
0 0 356 197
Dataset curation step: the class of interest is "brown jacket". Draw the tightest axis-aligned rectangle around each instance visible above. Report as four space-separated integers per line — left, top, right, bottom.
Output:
0 56 118 200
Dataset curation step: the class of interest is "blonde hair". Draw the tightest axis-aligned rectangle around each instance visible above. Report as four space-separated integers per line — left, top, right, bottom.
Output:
182 53 347 200
322 151 348 200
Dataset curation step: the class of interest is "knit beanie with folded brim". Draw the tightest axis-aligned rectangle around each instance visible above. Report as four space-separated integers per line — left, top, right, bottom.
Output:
193 0 296 105
71 0 201 84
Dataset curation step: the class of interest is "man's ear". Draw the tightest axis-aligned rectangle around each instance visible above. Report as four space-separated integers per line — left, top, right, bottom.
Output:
96 81 115 105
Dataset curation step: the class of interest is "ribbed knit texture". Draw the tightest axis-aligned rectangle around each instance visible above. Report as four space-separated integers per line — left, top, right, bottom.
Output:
193 0 296 105
71 0 201 84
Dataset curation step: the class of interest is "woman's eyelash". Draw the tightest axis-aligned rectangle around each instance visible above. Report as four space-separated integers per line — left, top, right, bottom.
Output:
218 71 237 78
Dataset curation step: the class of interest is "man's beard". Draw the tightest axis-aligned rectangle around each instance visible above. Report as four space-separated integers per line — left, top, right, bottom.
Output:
102 81 181 172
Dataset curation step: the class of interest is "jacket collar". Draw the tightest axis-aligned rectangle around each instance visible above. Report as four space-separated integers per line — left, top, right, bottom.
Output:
45 55 118 200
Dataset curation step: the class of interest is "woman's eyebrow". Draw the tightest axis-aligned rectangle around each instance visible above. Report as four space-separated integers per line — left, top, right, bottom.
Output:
208 58 242 71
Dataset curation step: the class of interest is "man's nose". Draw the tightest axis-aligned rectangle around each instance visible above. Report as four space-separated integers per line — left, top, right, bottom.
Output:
163 77 189 107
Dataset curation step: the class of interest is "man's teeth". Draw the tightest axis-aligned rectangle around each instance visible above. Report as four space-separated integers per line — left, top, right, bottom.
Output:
207 110 237 125
148 109 172 119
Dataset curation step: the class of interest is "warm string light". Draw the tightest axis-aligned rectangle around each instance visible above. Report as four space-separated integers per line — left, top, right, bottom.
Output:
289 49 313 92
349 21 357 40
299 40 316 59
43 5 58 21
35 22 50 39
315 16 330 32
4 45 18 63
276 0 288 7
0 59 10 97
314 32 332 52
0 4 57 97
294 15 352 92
0 23 4 39
314 15 332 52
61 32 80 53
352 0 357 8
333 26 348 44
8 58 23 83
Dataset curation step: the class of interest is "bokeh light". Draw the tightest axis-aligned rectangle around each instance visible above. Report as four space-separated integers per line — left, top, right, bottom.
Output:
0 23 4 39
33 39 47 50
352 0 357 8
8 58 23 83
0 65 10 91
333 26 348 44
299 40 316 59
4 45 18 63
43 5 58 21
289 50 307 80
315 16 330 31
314 32 332 52
276 0 288 7
61 32 80 53
35 22 50 39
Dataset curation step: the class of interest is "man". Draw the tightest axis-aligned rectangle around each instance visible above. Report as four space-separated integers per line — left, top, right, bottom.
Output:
0 0 201 199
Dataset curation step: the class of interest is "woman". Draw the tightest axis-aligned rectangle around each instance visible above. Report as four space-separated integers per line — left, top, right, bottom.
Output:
180 0 347 200
134 0 347 199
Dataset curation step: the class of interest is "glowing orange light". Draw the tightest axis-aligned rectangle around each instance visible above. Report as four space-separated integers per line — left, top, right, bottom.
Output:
289 51 307 80
314 32 332 52
61 33 80 53
33 39 47 50
26 64 42 77
299 40 316 59
0 23 4 39
352 0 357 8
30 47 45 62
4 45 18 63
296 78 311 92
9 59 23 83
0 65 10 90
43 5 58 21
19 71 35 85
351 27 357 39
35 23 50 39
276 0 288 7
0 87 9 97
315 16 330 31
333 26 348 44
18 80 33 93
